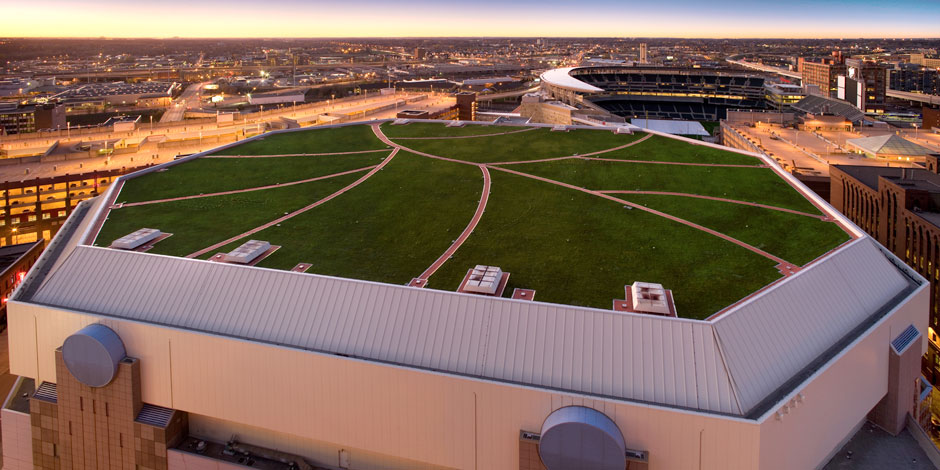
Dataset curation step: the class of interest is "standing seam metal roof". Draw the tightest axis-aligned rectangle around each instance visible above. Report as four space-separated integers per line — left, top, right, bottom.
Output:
25 236 915 417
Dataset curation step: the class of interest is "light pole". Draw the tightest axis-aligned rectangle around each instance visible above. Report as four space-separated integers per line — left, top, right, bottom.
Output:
12 227 18 244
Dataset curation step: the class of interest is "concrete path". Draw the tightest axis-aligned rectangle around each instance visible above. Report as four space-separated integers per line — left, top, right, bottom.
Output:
373 123 494 285
598 190 828 219
203 149 390 159
488 165 793 267
390 127 538 140
120 165 378 208
414 165 491 284
485 133 656 165
186 143 399 259
585 156 765 168
379 124 801 278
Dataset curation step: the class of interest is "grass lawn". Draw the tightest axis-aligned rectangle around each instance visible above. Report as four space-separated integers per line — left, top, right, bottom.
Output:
391 128 647 163
428 170 782 318
380 122 528 138
211 124 388 156
204 151 483 285
95 171 366 257
503 159 821 214
117 152 389 204
620 194 850 266
597 135 761 165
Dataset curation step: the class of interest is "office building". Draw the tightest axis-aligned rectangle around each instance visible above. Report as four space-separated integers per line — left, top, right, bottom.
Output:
0 103 66 135
890 66 940 96
455 91 477 121
831 158 940 383
840 59 887 113
799 54 847 99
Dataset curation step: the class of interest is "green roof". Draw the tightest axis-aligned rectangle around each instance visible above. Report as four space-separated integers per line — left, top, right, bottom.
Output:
95 122 850 319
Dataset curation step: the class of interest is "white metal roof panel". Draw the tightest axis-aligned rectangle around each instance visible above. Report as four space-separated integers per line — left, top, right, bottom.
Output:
30 245 741 414
540 67 604 93
24 237 915 417
712 238 910 413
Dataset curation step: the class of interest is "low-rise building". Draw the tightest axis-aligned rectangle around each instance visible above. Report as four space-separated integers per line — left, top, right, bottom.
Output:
0 103 66 135
831 157 940 382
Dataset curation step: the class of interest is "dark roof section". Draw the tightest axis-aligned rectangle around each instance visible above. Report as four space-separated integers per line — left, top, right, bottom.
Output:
0 241 41 272
793 95 867 124
832 165 904 191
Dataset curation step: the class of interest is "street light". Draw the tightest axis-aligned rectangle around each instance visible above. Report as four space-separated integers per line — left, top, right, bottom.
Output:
11 227 17 244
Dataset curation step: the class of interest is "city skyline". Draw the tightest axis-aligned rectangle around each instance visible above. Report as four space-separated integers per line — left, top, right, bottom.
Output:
5 0 940 39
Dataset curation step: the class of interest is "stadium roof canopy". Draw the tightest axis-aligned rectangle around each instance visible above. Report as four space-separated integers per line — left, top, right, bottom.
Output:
846 134 934 158
539 67 604 93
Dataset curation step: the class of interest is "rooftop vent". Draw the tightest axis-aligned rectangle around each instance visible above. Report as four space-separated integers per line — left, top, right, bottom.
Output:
615 281 677 316
223 240 271 264
631 282 671 315
136 403 175 427
111 228 161 250
458 265 510 296
32 381 58 404
464 265 503 295
891 324 920 355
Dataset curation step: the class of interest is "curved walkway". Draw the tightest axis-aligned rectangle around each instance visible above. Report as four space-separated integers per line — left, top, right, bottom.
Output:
185 144 399 259
487 165 793 267
120 165 377 208
598 191 827 219
486 133 656 165
574 132 654 157
393 131 657 167
415 165 492 283
389 126 538 140
373 123 494 285
376 123 801 280
203 149 390 159
585 157 765 168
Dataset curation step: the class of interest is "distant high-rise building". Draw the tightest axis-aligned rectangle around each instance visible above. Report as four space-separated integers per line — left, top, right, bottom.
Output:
455 91 477 120
800 56 847 99
890 65 940 95
910 53 940 68
414 47 427 60
839 59 887 113
639 43 648 64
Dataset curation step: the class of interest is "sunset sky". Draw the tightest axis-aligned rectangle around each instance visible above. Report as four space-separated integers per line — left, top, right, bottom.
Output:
5 0 940 38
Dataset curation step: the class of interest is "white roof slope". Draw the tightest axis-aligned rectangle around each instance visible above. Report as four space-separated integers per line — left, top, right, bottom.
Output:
846 134 933 157
25 238 914 417
540 67 604 93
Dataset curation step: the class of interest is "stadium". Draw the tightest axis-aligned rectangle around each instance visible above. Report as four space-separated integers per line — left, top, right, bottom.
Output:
1 120 929 470
540 66 768 121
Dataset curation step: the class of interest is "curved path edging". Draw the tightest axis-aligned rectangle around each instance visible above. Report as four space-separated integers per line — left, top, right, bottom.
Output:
121 165 378 208
186 126 399 259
